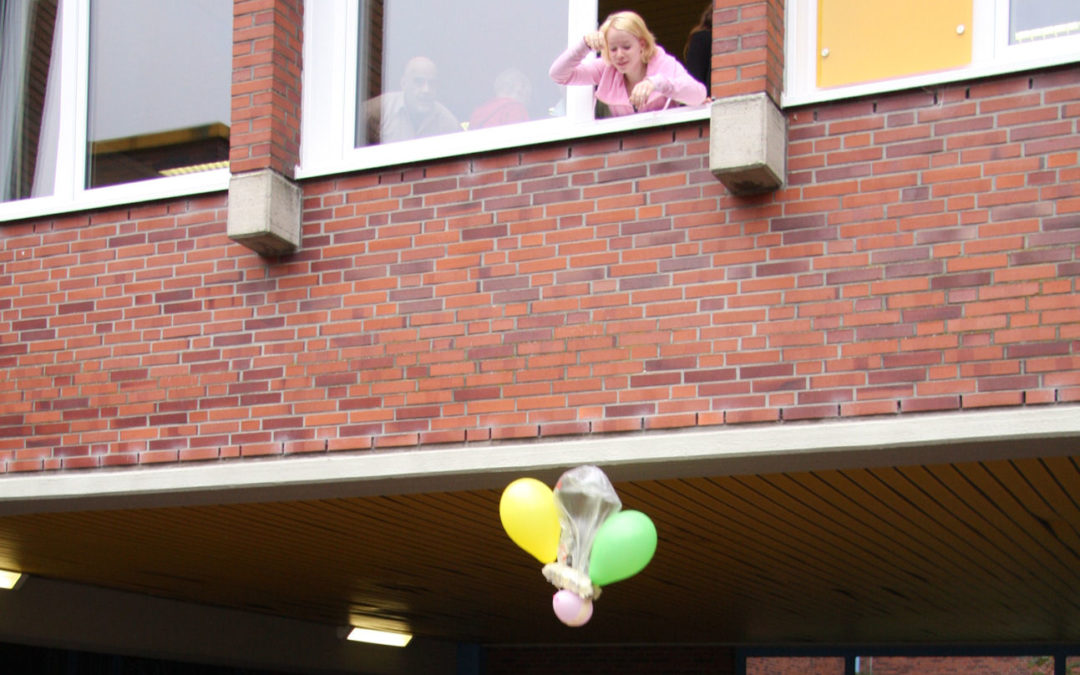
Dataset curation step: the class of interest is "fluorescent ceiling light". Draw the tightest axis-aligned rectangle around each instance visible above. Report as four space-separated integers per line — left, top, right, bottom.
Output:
0 570 23 590
345 627 413 647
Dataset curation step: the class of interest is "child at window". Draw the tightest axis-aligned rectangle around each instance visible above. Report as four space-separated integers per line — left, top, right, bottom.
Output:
469 68 533 130
548 11 707 117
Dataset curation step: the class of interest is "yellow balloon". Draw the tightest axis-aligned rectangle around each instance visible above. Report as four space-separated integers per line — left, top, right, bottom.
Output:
499 478 560 563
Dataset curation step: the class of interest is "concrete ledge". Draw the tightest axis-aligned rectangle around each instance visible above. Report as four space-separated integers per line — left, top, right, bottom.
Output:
2 405 1078 514
227 169 301 256
710 93 786 195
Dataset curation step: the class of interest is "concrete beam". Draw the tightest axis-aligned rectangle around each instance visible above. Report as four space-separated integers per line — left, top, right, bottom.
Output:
1 405 1078 515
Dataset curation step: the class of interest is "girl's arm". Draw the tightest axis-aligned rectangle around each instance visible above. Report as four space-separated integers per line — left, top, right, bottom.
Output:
549 38 606 87
647 55 708 106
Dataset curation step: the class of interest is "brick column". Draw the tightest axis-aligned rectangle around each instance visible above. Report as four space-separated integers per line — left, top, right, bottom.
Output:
231 0 303 177
708 0 787 195
711 0 784 105
227 0 304 256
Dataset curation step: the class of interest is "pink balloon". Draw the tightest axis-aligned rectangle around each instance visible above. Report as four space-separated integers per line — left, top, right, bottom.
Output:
552 590 593 627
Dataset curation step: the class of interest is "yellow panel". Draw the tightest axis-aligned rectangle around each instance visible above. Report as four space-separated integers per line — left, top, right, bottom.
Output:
817 0 972 89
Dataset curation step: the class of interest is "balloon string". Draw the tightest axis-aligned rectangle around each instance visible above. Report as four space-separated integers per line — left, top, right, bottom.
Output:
542 562 602 600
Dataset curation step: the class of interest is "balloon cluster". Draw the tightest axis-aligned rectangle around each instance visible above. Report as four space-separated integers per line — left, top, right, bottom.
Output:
499 465 657 627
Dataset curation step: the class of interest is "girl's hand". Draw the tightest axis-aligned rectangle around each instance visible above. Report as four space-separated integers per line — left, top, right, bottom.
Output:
629 78 655 109
584 31 605 52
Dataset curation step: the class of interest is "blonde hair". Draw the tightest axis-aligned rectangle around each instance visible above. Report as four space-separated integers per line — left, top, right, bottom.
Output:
598 11 657 66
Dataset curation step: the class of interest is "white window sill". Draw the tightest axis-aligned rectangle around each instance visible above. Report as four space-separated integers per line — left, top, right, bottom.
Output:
0 170 230 224
294 105 712 181
1 107 713 224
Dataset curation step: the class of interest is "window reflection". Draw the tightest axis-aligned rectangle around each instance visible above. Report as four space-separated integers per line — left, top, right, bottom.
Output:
355 0 568 147
87 0 231 188
0 0 59 202
1010 0 1080 43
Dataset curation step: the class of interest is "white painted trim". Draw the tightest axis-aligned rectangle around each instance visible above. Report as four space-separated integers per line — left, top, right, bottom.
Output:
294 105 711 181
0 171 229 222
567 0 599 123
298 0 349 171
69 0 89 197
50 0 84 201
2 405 1077 514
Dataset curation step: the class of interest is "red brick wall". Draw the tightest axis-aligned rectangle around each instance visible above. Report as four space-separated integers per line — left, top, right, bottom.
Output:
482 652 1060 674
231 0 303 177
744 655 1055 675
746 655 844 675
712 0 784 102
865 655 1051 674
1 65 1078 471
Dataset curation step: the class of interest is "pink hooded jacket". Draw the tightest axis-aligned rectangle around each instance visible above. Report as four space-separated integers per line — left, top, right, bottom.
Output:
549 39 707 116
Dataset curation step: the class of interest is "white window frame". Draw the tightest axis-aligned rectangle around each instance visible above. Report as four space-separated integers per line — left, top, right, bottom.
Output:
0 0 229 224
784 0 1080 108
297 0 711 180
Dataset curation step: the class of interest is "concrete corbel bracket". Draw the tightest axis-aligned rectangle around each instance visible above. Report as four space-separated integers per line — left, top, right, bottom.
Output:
709 93 787 195
227 169 302 256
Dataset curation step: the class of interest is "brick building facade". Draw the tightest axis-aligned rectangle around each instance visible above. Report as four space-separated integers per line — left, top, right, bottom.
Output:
1 0 1078 673
4 2 1077 477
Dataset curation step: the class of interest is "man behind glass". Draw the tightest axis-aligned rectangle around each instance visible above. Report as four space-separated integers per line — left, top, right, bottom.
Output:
362 56 459 145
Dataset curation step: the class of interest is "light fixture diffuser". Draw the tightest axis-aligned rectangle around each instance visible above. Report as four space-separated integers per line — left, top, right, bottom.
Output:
345 627 413 647
0 569 23 590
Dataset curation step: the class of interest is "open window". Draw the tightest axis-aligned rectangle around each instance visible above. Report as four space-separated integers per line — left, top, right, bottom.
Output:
299 0 712 179
785 0 1080 106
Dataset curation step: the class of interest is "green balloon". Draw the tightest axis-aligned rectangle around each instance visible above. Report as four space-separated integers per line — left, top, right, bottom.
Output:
588 510 657 586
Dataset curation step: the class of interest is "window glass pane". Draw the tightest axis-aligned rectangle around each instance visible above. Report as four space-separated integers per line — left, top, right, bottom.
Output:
87 0 231 189
355 0 569 147
0 0 59 202
1010 0 1080 44
746 656 845 675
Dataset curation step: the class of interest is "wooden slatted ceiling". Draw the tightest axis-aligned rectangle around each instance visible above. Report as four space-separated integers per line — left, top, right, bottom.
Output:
0 456 1077 646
